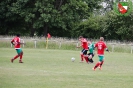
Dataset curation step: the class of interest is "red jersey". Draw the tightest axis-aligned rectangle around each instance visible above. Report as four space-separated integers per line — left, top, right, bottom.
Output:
81 38 88 50
95 41 107 55
11 36 21 49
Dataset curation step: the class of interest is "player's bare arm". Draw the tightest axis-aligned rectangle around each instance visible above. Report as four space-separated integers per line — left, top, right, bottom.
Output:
11 41 15 45
76 45 82 48
20 42 25 45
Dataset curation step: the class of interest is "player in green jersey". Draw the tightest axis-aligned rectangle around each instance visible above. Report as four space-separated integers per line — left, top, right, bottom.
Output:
88 41 95 63
84 40 95 63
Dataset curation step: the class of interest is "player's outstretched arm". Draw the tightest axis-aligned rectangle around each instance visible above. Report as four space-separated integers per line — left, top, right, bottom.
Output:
106 48 110 52
20 42 26 45
76 45 81 48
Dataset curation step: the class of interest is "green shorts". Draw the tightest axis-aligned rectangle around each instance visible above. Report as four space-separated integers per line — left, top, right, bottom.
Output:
16 49 22 54
98 55 104 62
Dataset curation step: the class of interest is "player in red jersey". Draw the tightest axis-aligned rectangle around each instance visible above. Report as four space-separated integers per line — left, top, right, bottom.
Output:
93 37 109 70
77 36 89 63
11 34 25 63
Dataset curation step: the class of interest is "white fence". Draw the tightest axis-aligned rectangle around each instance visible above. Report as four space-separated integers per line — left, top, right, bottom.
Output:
0 37 133 54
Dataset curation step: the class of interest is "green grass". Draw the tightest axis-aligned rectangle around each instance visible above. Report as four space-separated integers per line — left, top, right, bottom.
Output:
0 48 133 88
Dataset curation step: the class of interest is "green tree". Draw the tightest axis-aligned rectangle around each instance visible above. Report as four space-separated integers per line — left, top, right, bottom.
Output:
73 15 107 38
7 0 90 37
106 11 133 40
0 0 105 38
0 0 27 35
100 10 133 40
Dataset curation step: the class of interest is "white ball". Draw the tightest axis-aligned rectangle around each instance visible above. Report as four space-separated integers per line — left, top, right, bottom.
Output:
71 57 75 62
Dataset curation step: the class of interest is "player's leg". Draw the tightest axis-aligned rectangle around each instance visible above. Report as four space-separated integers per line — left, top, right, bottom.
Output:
87 53 91 63
91 53 94 63
93 55 103 70
18 49 23 63
88 53 94 63
11 49 20 63
93 62 100 70
83 50 89 63
97 56 104 70
80 49 84 62
99 59 104 70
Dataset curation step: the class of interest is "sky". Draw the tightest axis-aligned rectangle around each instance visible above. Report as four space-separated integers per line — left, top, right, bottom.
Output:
101 0 133 8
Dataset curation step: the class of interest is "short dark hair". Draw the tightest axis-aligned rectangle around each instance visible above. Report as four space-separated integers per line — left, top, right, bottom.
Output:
16 34 20 37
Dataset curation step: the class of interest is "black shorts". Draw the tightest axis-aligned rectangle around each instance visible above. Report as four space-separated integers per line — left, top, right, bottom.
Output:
88 53 94 63
88 53 94 58
81 49 88 55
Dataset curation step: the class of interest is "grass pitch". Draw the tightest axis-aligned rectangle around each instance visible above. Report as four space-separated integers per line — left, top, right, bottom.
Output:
0 48 133 88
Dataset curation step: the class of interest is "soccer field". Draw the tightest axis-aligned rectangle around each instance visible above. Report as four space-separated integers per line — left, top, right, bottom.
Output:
0 48 133 88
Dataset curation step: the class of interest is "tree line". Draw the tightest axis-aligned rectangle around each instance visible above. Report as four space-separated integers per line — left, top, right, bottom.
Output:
0 0 133 40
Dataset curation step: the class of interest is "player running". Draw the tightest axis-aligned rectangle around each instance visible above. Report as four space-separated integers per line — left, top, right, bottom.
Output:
11 34 24 63
87 40 95 63
77 36 89 63
93 37 109 70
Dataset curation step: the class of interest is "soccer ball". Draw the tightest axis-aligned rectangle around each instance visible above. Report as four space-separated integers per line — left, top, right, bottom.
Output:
71 57 75 62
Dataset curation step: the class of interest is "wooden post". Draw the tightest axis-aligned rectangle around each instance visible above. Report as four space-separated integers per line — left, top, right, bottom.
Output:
131 45 133 54
34 40 37 48
59 41 61 49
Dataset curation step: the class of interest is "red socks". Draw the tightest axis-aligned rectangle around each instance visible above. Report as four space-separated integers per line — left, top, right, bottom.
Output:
94 62 100 69
84 57 89 63
20 54 22 59
94 61 104 70
13 54 23 62
80 54 84 61
13 55 19 60
20 54 23 61
100 61 104 68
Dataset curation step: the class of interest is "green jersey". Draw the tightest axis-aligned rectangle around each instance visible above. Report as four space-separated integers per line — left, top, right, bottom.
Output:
88 43 94 53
